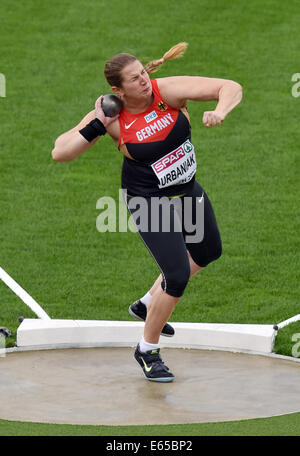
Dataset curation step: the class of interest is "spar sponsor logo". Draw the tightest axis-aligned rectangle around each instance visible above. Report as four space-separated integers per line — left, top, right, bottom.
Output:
152 147 184 173
183 141 193 153
151 140 197 189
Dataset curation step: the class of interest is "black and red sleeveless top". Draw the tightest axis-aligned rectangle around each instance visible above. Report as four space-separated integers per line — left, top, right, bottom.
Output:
118 79 197 197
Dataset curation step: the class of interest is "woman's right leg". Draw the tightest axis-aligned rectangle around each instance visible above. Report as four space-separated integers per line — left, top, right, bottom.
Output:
135 227 190 344
127 195 190 341
148 252 203 297
144 288 180 344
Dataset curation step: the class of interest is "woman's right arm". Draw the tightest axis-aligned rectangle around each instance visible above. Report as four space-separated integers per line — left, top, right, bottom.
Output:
51 96 119 162
52 110 98 162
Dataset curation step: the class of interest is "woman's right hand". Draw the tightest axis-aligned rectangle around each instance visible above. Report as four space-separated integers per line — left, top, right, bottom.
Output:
95 95 119 127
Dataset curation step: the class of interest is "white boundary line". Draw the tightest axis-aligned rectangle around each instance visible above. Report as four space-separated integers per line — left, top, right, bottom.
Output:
0 266 51 320
275 314 300 330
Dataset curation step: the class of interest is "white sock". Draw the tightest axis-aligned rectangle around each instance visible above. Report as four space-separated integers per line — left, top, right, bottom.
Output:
140 291 152 308
139 336 160 353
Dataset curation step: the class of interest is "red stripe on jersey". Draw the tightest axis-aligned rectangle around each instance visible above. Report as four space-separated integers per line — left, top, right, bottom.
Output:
118 79 179 147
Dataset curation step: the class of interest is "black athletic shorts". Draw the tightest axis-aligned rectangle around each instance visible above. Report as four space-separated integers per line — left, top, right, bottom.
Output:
124 180 222 297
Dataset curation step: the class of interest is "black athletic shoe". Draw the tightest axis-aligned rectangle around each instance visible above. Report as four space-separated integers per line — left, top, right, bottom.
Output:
134 344 175 382
129 300 175 337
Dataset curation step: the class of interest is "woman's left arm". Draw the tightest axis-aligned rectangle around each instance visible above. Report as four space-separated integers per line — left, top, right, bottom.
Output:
157 76 243 127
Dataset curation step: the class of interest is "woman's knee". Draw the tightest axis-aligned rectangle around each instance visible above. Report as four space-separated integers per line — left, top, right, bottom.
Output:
211 237 222 262
205 237 222 266
161 262 190 298
190 236 222 268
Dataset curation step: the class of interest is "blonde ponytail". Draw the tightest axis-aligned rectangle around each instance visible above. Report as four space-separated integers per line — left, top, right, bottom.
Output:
144 42 188 74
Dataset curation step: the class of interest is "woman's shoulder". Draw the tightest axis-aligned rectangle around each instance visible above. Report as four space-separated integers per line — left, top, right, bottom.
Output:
156 77 188 109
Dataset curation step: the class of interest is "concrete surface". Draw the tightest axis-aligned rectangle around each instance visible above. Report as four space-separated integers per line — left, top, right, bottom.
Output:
1 347 300 425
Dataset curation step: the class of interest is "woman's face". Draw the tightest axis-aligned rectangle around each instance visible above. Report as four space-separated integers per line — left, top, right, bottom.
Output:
117 60 152 99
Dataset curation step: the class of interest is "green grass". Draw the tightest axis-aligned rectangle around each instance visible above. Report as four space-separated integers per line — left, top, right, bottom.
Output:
1 0 300 436
1 412 300 436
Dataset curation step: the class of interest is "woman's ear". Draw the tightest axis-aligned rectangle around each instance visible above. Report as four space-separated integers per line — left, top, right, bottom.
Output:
111 86 123 98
